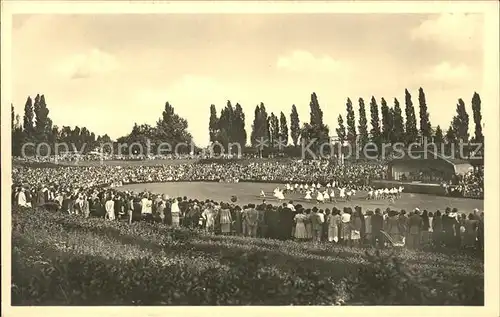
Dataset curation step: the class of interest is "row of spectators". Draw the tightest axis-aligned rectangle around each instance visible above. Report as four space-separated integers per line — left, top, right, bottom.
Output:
12 160 388 192
13 184 484 251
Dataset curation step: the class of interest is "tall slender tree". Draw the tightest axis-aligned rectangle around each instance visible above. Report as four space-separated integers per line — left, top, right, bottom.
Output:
279 111 289 146
345 98 356 147
267 112 280 148
380 98 393 144
23 96 35 140
258 102 269 145
336 114 346 144
233 103 247 146
452 98 469 142
404 89 418 144
306 92 329 152
11 104 15 131
290 104 300 147
309 92 324 128
369 96 381 148
209 104 218 143
392 98 405 143
357 98 369 149
11 105 24 156
251 105 261 147
418 87 432 141
471 92 483 143
34 94 51 142
217 103 231 146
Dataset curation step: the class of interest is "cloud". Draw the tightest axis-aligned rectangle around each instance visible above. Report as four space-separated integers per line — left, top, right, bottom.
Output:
276 50 342 73
54 48 119 79
422 62 470 82
410 13 482 50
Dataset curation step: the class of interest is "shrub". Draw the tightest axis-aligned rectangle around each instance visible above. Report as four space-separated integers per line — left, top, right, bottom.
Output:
344 249 484 305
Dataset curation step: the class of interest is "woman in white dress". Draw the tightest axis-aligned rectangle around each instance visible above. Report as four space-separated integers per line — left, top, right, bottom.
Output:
346 190 353 201
273 187 279 198
276 189 285 201
316 191 324 204
171 199 181 227
105 197 115 220
17 188 28 207
367 189 374 200
294 210 307 240
339 188 346 200
322 190 330 202
328 208 341 243
330 188 336 202
304 190 312 200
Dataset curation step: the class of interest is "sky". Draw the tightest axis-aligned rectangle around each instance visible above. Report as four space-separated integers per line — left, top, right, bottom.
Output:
11 13 484 146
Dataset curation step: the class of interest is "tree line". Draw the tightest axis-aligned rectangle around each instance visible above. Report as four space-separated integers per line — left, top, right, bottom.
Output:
208 88 483 157
11 87 483 158
208 93 329 156
11 95 194 156
336 88 483 155
11 95 113 156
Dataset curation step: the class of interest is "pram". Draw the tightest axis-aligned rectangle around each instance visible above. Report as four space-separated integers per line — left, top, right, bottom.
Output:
380 230 405 247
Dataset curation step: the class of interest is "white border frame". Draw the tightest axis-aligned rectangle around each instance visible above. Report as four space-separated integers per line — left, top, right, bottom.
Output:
1 2 499 317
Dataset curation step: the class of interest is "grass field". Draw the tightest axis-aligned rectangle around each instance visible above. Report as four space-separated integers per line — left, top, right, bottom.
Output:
120 182 484 214
12 207 484 305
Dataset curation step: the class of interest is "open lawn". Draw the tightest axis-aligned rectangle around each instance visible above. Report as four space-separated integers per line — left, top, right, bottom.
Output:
120 182 484 214
11 207 484 305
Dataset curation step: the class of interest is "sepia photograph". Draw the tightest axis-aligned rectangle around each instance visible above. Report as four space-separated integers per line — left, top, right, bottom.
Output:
1 0 499 314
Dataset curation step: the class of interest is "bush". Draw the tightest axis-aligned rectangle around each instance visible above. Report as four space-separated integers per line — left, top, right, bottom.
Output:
344 250 484 305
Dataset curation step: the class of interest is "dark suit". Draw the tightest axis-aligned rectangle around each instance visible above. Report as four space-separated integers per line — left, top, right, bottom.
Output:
371 214 384 247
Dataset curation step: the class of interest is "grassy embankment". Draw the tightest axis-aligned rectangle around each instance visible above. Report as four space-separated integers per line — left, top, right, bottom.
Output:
12 207 483 305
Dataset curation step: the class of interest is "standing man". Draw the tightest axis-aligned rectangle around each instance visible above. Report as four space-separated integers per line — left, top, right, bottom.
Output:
371 208 384 248
408 208 423 249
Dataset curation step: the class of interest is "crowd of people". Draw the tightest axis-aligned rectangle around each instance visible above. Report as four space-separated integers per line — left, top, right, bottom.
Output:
13 182 484 251
13 153 201 163
11 158 484 252
455 168 484 199
12 160 388 192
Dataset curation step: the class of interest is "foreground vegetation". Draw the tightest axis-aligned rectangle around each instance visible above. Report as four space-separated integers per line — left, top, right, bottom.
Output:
12 207 484 305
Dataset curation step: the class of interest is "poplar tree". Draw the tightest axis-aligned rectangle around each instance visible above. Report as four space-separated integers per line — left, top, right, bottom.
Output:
357 98 369 149
404 89 418 144
471 92 483 143
290 104 300 147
